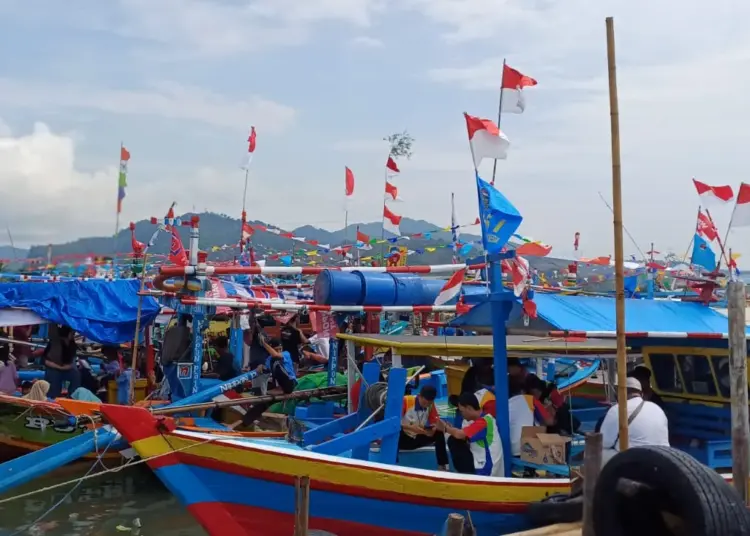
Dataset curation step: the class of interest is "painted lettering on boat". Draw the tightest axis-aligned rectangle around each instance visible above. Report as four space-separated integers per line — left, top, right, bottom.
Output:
24 416 88 434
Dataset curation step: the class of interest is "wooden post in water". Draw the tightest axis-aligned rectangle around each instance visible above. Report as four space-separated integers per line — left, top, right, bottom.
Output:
728 280 749 503
445 513 465 536
582 432 603 536
605 16 629 452
294 476 311 535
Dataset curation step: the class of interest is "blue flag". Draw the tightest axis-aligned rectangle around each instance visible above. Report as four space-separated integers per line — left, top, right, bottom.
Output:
475 174 523 254
691 234 716 270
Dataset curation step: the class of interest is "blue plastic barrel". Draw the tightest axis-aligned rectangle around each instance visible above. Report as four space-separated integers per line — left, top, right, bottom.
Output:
314 270 365 305
358 271 398 305
392 274 423 305
420 278 449 303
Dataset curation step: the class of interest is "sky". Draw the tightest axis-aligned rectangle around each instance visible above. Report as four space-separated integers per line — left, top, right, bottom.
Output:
1 0 749 261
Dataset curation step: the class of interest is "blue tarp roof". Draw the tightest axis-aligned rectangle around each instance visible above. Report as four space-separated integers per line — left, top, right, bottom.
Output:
0 280 160 344
451 293 739 334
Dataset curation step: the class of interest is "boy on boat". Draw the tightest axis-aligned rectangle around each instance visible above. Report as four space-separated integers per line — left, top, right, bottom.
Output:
437 392 504 477
235 337 297 428
399 385 449 471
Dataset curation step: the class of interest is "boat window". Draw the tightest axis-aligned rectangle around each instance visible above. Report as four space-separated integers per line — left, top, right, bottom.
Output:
650 354 683 393
676 354 717 397
711 356 730 398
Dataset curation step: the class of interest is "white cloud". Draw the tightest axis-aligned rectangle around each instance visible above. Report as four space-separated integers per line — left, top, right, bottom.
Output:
115 0 387 57
0 79 296 133
351 36 384 48
333 138 390 154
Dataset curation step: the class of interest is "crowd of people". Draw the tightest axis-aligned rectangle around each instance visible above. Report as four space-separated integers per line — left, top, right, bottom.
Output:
397 357 670 477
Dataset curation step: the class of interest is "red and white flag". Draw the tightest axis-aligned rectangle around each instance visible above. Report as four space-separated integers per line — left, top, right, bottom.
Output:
696 210 718 241
240 126 257 170
384 181 401 201
692 178 734 207
464 113 510 168
345 167 355 198
731 183 750 228
386 157 400 176
434 268 466 306
502 256 530 296
242 222 254 241
212 390 247 416
501 64 538 114
383 205 402 236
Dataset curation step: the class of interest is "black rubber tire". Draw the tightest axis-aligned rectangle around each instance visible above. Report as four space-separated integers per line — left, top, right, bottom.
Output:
593 446 750 536
526 493 583 526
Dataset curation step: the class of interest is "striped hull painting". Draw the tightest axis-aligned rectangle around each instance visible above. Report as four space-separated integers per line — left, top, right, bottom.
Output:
102 405 571 536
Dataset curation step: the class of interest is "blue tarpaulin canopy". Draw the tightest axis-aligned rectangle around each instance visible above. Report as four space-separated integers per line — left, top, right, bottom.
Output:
451 293 741 334
0 280 160 344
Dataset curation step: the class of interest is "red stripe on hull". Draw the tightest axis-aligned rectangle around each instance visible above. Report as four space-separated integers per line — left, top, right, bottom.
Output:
164 452 528 513
188 502 427 536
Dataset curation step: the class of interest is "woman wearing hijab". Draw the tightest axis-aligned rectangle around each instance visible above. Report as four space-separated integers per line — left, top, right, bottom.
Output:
24 380 50 401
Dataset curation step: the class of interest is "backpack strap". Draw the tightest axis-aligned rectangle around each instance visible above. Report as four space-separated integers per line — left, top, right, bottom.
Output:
609 399 646 451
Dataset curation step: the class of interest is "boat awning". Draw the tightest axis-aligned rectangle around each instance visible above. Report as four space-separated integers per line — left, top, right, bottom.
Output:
0 308 46 327
336 333 619 358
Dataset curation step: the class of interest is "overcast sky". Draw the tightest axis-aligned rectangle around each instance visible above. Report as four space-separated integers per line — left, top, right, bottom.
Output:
1 0 749 261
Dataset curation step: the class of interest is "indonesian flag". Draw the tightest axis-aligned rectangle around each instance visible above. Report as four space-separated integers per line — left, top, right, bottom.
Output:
386 157 400 176
242 222 254 241
464 113 510 168
241 126 256 170
383 205 402 236
502 256 530 296
692 178 734 207
434 268 466 306
501 64 538 114
345 167 355 197
384 181 401 201
697 210 718 241
731 183 750 228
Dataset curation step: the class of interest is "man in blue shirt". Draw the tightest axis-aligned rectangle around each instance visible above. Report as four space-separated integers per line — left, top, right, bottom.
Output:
239 337 297 428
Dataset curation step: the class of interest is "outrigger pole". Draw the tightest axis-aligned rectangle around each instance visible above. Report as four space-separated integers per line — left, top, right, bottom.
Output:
605 16 630 451
157 262 483 277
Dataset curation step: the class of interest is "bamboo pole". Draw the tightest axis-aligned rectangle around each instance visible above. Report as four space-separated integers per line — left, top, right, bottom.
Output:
128 251 150 404
294 476 310 536
445 513 465 536
605 16 629 451
582 432 603 536
727 280 749 503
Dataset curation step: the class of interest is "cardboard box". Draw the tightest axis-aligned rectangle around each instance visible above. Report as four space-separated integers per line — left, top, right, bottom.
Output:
520 426 571 465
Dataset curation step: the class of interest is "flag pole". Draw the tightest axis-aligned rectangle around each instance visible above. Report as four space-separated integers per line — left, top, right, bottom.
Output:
240 168 250 257
720 198 740 273
113 141 123 276
356 225 361 267
6 227 16 261
380 152 390 264
682 205 702 263
705 209 731 270
490 58 507 186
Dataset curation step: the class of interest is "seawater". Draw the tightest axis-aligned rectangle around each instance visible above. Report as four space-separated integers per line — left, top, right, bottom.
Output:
0 463 205 536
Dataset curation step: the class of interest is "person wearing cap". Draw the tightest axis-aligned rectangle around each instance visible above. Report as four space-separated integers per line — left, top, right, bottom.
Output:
399 385 449 470
628 365 665 410
599 376 670 464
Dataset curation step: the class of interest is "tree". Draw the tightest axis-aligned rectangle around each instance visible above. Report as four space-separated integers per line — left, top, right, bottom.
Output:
383 131 414 160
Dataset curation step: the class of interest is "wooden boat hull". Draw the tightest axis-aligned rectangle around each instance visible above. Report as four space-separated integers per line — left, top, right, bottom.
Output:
102 404 571 536
0 395 285 461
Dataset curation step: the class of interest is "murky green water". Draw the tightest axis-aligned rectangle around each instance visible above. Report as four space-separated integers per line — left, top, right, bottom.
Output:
0 464 205 536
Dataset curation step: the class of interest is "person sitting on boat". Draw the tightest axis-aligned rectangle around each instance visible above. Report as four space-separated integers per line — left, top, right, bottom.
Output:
627 366 665 410
213 336 237 382
600 377 669 465
399 385 450 471
436 392 504 477
280 314 308 373
0 341 19 395
236 337 297 428
43 325 81 399
23 380 50 401
508 378 555 456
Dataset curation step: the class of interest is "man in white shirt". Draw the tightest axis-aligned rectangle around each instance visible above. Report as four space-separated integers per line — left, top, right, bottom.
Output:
600 377 670 464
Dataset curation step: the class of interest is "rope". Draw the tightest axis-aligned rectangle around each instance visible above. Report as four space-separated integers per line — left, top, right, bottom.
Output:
0 432 219 507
